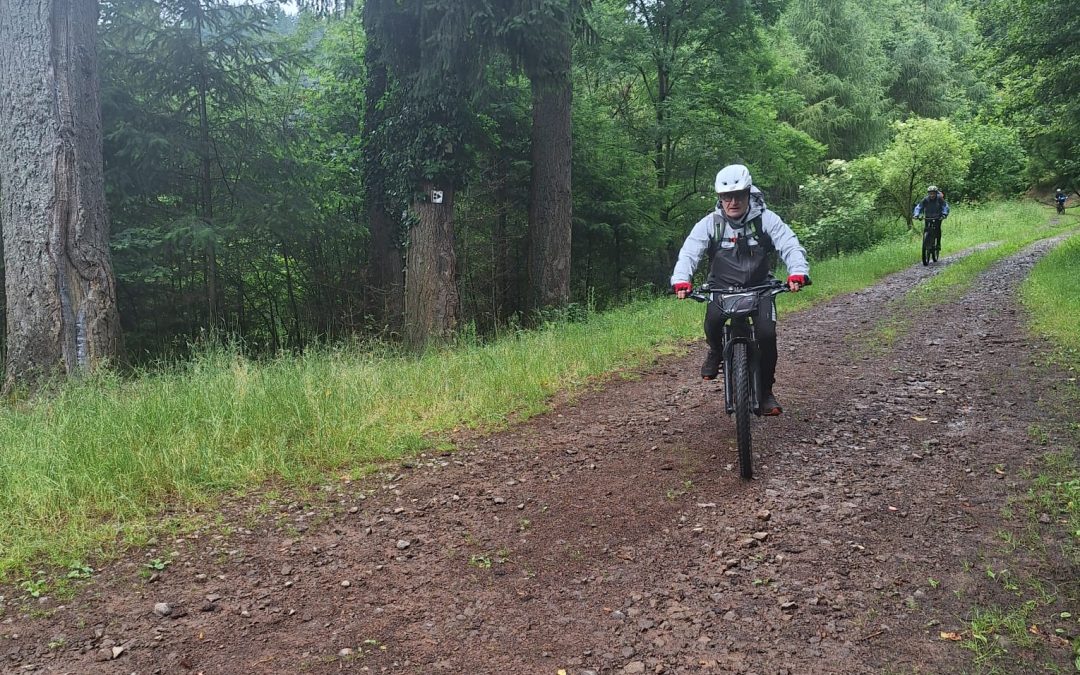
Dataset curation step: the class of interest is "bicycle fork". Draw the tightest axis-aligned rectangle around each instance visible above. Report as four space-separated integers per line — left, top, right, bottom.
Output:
721 321 762 416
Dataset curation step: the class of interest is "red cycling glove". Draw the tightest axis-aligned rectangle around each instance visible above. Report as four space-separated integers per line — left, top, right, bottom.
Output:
673 281 692 293
787 274 810 288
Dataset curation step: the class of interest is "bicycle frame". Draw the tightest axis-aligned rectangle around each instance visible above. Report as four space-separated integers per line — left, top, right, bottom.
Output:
691 281 788 416
922 218 942 241
686 279 790 479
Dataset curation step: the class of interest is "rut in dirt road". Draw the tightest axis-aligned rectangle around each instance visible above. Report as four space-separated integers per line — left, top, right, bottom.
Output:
4 236 1077 675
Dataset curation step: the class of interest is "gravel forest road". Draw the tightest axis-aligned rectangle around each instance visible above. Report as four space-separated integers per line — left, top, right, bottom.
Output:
3 235 1078 674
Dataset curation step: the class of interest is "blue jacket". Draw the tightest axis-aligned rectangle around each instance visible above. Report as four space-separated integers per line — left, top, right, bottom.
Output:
913 195 949 220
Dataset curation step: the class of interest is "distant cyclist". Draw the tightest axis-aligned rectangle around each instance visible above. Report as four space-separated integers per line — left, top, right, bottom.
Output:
1055 188 1067 214
913 185 950 253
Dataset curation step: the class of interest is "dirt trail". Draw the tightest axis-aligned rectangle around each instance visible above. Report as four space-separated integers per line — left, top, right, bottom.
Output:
3 237 1078 674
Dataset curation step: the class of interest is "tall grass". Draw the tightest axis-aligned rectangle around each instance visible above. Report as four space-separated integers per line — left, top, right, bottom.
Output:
0 302 704 577
0 200 1070 579
1022 231 1080 363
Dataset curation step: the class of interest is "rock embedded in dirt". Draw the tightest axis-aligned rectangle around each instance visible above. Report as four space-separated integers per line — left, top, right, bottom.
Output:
153 603 171 617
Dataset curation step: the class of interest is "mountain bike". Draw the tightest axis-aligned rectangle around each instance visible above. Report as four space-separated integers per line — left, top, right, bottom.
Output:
1056 199 1066 215
918 216 942 266
688 280 790 479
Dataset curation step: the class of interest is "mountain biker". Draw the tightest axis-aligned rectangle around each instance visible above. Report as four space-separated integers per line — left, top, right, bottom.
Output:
1055 188 1067 211
913 185 949 251
913 185 950 221
671 164 810 416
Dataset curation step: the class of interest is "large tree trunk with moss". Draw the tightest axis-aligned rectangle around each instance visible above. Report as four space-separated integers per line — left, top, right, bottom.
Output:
526 38 573 312
404 186 458 348
0 0 123 390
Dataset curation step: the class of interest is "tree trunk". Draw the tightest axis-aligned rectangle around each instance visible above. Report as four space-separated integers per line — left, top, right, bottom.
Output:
194 2 220 329
361 43 404 333
526 44 573 312
0 0 123 390
369 205 404 332
404 186 458 349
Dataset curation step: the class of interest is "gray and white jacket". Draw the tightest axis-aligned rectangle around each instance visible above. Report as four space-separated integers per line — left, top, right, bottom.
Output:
670 189 809 288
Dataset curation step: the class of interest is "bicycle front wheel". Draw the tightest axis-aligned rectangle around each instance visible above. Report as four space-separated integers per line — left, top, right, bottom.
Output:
921 230 931 266
731 341 753 479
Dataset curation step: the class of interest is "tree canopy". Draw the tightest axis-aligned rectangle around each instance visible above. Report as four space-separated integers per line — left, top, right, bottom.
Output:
0 0 1060 378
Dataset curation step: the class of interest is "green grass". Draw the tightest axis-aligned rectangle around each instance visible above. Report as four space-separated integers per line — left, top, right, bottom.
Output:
0 200 1072 583
1023 232 1080 359
1021 229 1080 559
0 302 702 579
951 227 1080 674
961 601 1040 671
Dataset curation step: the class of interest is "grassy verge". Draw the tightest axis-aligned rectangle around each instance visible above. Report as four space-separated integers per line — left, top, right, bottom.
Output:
1021 229 1080 562
951 231 1080 673
0 201 1071 585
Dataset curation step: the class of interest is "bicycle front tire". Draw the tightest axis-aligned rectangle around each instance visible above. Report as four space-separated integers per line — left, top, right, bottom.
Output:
731 342 753 479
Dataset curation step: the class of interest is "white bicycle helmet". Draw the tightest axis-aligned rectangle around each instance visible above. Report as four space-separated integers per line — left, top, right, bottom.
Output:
927 185 939 193
715 164 752 193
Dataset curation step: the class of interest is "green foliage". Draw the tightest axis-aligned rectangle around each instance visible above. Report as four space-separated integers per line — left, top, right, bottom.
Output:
877 0 983 119
570 81 663 301
956 122 1028 200
5 0 1038 366
979 0 1080 192
878 117 971 226
789 158 901 258
779 0 891 158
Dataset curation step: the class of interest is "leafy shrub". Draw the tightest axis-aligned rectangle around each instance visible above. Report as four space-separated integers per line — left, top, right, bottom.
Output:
790 158 900 259
956 122 1028 200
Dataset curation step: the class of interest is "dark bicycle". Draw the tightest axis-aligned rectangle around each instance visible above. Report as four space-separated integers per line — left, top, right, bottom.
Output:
918 216 941 266
1056 199 1066 215
688 280 791 479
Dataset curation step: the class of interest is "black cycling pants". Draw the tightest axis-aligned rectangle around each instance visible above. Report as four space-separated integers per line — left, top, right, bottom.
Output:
923 219 942 251
704 296 778 389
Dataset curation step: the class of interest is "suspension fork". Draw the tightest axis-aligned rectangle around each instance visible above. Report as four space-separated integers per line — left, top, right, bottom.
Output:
722 318 760 416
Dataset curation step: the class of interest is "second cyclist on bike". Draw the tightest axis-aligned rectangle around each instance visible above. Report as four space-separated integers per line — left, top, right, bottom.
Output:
1055 188 1067 214
913 185 950 260
671 164 810 416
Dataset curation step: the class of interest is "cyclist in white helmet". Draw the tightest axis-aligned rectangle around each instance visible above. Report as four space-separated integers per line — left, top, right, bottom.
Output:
671 164 810 416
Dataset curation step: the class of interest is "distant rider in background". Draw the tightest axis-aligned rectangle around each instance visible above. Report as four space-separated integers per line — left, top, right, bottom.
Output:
1055 188 1067 213
670 164 810 416
913 185 950 252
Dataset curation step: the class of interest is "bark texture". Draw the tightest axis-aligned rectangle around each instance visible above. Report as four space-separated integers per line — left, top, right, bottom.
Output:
362 42 404 333
0 0 123 389
404 187 458 348
526 41 573 312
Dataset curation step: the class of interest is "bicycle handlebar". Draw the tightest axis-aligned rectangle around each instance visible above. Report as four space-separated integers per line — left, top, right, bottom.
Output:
687 280 789 303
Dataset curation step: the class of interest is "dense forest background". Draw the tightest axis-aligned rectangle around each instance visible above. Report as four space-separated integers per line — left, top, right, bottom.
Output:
3 0 1075 363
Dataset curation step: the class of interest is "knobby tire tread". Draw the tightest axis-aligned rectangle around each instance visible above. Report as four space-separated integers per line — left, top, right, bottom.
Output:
732 342 753 479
